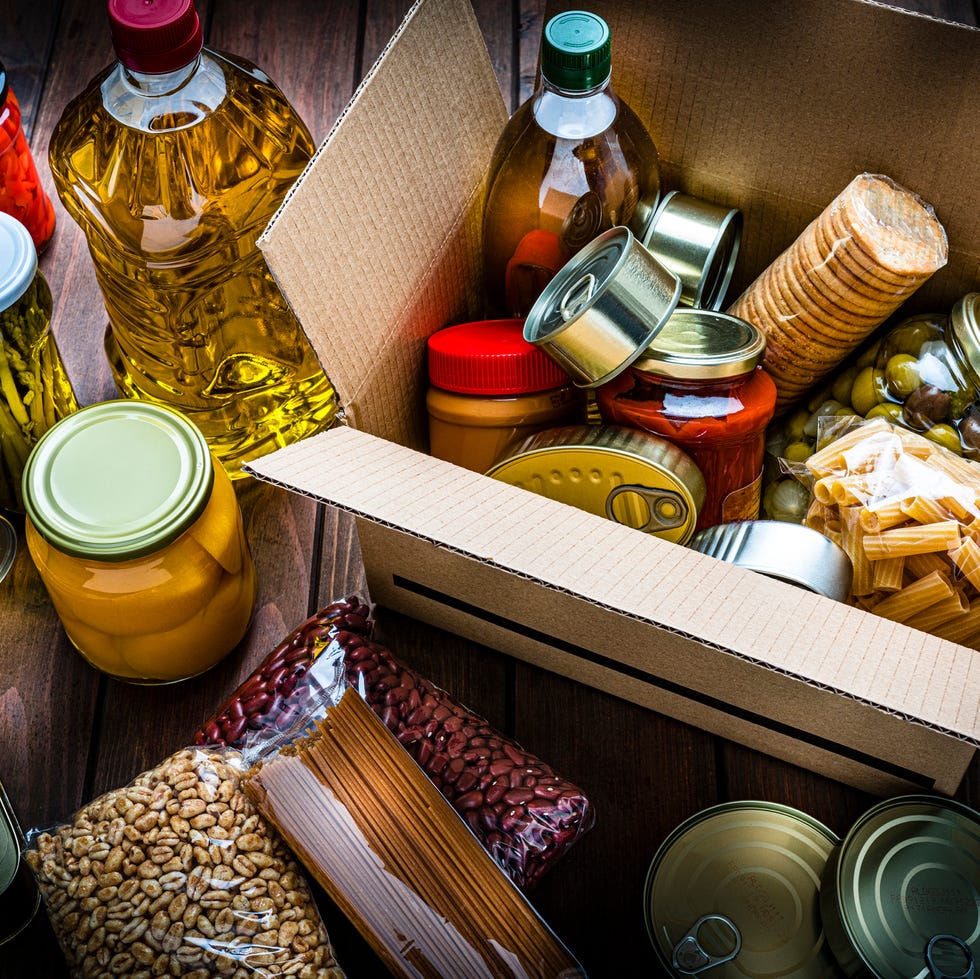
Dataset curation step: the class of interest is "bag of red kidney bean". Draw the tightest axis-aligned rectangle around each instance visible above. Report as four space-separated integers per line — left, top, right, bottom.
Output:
193 596 595 892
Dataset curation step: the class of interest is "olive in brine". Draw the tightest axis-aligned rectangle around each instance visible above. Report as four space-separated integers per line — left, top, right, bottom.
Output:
960 403 980 452
902 384 950 429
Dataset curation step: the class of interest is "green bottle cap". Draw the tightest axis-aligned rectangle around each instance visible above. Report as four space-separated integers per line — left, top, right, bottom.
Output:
22 400 213 561
541 11 611 92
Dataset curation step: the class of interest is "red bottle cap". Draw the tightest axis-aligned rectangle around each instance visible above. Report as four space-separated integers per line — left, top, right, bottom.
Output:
108 0 204 74
427 319 572 395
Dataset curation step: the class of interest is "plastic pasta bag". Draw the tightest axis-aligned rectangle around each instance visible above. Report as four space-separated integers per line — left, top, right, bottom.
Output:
194 597 595 892
799 415 980 647
23 747 345 979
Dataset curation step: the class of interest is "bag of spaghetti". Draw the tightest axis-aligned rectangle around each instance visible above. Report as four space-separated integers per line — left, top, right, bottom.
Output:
241 644 588 979
795 413 980 648
23 747 346 979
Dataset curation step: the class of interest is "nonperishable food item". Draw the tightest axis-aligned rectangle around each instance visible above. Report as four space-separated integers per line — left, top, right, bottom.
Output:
246 687 586 979
482 10 661 317
0 774 39 946
24 747 345 979
595 308 776 531
644 801 842 978
488 424 706 545
426 318 583 473
23 400 257 682
803 416 980 647
729 173 948 414
0 211 77 510
194 597 595 892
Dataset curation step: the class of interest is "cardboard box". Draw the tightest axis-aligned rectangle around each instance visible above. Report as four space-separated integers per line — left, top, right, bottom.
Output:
248 0 980 796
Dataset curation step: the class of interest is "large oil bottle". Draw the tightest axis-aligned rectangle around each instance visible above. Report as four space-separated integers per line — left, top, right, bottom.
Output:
482 10 662 319
48 0 336 476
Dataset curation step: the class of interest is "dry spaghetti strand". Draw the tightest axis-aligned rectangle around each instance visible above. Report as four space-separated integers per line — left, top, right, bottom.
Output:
247 689 586 979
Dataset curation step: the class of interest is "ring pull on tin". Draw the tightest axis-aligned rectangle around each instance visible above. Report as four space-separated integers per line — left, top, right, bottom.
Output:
560 273 598 321
671 914 741 974
605 483 689 532
926 935 975 979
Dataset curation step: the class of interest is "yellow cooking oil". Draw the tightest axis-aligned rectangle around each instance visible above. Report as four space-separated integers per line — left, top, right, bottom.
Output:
48 46 337 476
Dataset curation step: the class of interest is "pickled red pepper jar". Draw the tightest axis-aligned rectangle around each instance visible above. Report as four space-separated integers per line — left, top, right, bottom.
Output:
595 308 776 532
0 61 55 253
22 400 257 684
426 318 583 473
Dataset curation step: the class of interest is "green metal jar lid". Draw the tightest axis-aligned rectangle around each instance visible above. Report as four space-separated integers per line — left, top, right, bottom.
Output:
0 798 17 896
821 794 980 979
22 400 213 561
644 801 843 978
0 211 37 310
632 308 766 381
541 11 611 92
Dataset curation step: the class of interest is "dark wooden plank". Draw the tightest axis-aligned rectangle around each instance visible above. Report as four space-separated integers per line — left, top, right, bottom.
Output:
2 0 63 137
518 0 546 107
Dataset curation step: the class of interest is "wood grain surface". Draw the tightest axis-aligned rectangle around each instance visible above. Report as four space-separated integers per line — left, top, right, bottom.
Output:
1 0 977 976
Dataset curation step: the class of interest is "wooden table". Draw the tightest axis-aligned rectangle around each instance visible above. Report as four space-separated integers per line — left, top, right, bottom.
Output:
2 0 978 975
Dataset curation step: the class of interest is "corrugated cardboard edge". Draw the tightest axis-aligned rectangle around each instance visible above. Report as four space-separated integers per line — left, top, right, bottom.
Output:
258 0 508 453
247 426 980 750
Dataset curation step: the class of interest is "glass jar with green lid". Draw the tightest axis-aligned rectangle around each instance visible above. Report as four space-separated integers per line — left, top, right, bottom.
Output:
0 210 77 511
22 400 257 683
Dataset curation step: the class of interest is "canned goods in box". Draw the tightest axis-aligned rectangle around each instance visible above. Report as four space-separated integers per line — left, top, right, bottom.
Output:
821 795 980 979
486 423 706 545
644 801 843 977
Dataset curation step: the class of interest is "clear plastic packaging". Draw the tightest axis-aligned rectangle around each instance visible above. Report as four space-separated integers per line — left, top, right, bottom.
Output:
194 597 595 892
728 172 948 414
23 747 345 979
241 649 587 979
796 415 980 648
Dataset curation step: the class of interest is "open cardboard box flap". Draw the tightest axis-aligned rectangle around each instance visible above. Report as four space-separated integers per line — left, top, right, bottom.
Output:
252 0 980 794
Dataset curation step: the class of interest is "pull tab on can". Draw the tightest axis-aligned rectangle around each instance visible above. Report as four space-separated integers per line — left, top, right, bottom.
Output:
927 935 975 979
605 483 689 532
671 915 741 974
559 272 598 322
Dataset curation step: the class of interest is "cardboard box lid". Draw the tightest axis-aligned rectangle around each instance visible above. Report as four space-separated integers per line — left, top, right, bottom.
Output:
250 425 980 747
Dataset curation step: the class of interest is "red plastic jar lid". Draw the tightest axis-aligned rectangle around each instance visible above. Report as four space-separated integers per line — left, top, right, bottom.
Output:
427 319 572 395
108 0 203 74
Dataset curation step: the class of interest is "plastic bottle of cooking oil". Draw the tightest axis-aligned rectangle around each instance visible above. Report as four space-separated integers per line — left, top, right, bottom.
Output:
482 10 662 319
48 0 336 476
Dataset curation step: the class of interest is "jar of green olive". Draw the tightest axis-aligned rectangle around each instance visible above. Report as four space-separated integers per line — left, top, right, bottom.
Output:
0 211 77 510
867 294 980 457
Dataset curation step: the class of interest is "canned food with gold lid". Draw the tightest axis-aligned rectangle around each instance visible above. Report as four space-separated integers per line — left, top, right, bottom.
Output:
486 423 705 544
820 794 980 979
644 801 844 978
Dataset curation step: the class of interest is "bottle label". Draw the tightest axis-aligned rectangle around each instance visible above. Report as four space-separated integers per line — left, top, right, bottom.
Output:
721 471 762 523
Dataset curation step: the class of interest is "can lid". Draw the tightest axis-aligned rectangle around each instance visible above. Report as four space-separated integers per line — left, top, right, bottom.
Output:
0 211 37 310
688 520 853 601
0 797 17 895
23 400 213 561
824 794 980 979
632 308 766 380
427 319 572 395
644 801 841 978
108 0 204 74
541 11 612 92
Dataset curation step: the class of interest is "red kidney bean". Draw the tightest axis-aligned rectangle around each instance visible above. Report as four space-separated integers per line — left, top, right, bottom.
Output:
193 597 594 892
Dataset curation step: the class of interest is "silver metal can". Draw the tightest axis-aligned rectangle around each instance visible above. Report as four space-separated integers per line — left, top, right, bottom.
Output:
0 777 39 945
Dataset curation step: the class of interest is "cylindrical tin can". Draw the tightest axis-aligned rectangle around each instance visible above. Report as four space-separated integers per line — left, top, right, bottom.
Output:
0 777 39 945
523 226 681 389
595 308 776 531
644 801 844 978
689 520 853 602
820 794 980 979
641 191 742 311
486 423 706 544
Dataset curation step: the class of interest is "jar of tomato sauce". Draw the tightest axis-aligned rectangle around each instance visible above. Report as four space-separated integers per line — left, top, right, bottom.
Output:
22 400 257 683
595 308 776 531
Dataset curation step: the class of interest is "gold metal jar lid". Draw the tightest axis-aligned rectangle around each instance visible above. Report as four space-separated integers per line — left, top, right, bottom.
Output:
631 308 766 381
486 423 706 545
523 227 682 389
644 801 843 978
